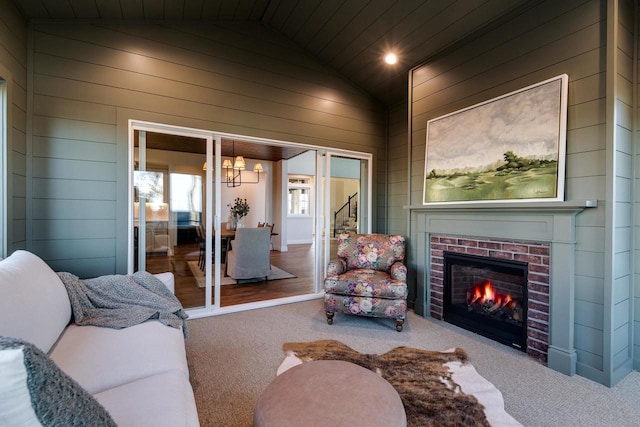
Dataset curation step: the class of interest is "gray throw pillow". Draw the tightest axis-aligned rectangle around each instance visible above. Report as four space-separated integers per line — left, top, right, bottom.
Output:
0 336 117 427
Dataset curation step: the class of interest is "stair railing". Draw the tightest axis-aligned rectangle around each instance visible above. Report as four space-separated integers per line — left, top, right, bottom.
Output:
333 192 358 237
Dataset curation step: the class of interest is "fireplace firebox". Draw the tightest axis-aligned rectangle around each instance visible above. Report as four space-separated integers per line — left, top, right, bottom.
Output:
443 252 528 351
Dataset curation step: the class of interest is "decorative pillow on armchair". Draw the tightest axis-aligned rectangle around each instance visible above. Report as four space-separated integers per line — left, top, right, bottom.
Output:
0 336 116 427
337 234 406 272
390 262 408 282
325 259 346 277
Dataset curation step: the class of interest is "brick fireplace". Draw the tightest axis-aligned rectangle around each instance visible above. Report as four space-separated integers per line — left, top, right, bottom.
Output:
408 202 595 376
430 235 550 362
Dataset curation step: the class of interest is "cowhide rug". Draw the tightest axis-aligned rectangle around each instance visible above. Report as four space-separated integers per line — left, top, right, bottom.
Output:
279 340 522 427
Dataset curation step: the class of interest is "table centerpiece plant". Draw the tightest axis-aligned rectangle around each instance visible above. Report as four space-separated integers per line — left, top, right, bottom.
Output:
228 197 250 230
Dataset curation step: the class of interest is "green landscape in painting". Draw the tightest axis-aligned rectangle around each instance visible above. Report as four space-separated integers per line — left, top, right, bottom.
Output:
424 151 558 202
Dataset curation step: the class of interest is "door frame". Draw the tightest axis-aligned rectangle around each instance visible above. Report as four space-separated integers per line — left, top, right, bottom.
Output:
128 119 372 319
318 152 373 286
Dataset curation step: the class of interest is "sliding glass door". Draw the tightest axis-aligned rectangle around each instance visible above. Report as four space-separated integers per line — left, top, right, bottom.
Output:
130 121 372 317
318 152 372 284
131 127 217 311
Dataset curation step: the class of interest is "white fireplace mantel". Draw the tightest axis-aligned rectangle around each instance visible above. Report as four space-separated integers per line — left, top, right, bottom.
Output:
406 200 597 377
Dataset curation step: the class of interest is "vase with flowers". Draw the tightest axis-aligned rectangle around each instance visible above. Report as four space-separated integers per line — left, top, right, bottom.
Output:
228 197 250 230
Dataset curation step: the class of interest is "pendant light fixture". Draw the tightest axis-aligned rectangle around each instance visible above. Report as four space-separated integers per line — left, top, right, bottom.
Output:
223 140 264 187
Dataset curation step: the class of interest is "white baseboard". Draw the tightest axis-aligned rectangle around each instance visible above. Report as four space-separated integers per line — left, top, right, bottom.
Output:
287 239 313 245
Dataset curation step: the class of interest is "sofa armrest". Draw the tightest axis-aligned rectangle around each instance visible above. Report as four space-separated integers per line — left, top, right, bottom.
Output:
0 250 72 354
326 259 346 277
390 262 407 282
153 272 175 294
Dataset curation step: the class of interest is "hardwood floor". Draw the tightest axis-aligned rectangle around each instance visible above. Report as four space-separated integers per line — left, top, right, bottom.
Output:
144 241 317 309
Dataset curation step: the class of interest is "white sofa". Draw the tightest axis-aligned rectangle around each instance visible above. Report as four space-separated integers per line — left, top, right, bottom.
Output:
0 250 199 427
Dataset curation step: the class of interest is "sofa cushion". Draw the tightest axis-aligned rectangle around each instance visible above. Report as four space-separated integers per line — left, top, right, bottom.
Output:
94 370 199 427
0 336 116 426
50 321 189 394
0 251 71 353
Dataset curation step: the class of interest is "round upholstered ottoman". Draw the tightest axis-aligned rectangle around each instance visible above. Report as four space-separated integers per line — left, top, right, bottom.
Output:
253 360 406 427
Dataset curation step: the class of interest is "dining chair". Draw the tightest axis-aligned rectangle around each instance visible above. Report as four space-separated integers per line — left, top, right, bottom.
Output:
258 222 275 250
226 227 272 283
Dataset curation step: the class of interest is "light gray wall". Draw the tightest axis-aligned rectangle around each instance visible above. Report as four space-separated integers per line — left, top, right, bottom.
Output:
403 0 633 386
288 151 315 175
28 21 385 277
0 0 27 254
286 152 314 243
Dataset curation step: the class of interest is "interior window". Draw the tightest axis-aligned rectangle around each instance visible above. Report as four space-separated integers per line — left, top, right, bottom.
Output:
288 176 312 216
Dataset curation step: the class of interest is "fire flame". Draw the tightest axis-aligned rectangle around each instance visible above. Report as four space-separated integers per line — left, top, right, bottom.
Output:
469 282 513 310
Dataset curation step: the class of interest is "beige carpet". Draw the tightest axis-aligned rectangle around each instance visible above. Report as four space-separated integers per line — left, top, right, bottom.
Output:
184 299 640 427
187 260 295 287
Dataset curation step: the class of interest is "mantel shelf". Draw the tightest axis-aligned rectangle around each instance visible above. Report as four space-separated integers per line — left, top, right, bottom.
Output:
404 200 597 214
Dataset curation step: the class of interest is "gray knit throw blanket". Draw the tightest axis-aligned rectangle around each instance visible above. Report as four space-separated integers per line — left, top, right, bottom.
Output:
57 271 189 338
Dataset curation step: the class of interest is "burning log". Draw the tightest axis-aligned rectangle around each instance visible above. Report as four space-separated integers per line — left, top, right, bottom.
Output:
467 290 480 305
465 281 523 325
488 300 502 312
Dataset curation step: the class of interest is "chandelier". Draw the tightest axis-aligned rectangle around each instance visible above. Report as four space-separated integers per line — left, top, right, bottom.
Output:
223 140 264 188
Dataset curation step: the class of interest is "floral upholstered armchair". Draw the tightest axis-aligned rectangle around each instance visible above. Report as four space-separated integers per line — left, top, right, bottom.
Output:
324 233 407 331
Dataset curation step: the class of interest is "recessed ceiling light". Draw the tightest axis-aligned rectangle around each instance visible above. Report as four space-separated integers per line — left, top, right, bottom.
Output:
384 53 397 65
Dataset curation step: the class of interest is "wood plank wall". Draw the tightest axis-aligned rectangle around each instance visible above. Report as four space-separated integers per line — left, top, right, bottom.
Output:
404 0 629 386
29 21 385 276
0 0 28 253
386 103 408 238
610 0 634 385
385 102 410 303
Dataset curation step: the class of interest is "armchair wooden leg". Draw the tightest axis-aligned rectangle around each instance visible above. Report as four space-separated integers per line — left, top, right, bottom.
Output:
395 318 404 332
325 311 335 325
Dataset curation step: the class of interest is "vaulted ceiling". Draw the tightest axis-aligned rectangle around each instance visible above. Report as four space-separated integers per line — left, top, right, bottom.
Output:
11 0 534 107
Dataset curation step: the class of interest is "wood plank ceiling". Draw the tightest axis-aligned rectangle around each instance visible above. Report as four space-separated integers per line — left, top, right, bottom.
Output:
11 0 534 159
134 131 309 161
11 0 533 107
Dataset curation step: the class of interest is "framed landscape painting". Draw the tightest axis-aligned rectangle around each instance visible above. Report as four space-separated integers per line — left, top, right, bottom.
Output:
423 74 568 204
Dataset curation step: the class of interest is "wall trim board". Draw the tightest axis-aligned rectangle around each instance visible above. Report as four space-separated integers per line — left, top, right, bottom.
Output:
602 0 618 388
0 62 11 257
632 0 640 374
25 22 32 252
